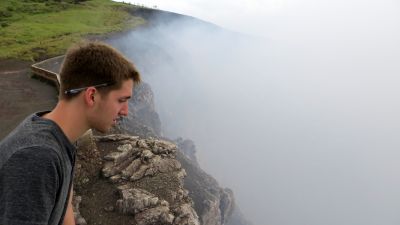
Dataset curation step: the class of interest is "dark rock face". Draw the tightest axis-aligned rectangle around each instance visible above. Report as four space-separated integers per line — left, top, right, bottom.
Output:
174 138 249 225
176 150 235 225
174 138 251 225
226 207 254 225
115 82 162 138
175 138 198 166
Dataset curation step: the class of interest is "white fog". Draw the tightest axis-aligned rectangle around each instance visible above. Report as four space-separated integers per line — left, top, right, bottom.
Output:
112 0 400 224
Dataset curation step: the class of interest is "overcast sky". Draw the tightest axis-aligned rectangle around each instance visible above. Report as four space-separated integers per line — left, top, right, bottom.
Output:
115 0 400 39
115 0 292 37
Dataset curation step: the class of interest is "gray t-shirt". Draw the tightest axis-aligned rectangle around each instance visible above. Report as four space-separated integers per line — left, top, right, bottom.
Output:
0 112 76 225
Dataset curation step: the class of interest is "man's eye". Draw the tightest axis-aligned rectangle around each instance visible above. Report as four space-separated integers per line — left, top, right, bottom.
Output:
119 99 128 103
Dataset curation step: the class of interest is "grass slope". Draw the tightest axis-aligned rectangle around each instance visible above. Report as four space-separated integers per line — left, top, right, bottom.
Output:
0 0 145 60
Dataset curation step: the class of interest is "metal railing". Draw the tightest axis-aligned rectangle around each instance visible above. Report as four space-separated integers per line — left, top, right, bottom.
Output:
30 55 64 89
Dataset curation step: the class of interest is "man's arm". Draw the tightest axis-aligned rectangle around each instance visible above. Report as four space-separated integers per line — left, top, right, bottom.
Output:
63 188 76 225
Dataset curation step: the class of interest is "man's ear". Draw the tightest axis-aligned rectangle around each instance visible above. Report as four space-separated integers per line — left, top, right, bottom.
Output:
84 87 97 106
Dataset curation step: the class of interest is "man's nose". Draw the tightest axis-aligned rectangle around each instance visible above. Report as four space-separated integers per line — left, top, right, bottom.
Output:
119 102 129 116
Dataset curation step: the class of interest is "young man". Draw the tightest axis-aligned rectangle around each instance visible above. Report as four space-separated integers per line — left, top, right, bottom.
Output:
0 41 141 225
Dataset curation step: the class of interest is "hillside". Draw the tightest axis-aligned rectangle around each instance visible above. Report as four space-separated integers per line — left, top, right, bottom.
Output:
0 0 145 60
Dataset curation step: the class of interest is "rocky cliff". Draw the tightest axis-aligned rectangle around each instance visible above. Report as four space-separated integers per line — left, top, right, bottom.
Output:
73 133 242 225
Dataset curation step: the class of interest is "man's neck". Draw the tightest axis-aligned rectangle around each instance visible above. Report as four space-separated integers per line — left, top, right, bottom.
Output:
43 100 89 143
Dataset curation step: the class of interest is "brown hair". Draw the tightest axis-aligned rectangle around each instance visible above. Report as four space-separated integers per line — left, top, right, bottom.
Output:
59 41 141 100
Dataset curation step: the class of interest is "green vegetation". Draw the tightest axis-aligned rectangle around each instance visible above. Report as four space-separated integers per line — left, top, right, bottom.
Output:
0 0 146 60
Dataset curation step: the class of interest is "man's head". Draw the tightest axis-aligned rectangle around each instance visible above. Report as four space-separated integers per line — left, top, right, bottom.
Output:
59 41 140 100
59 41 141 132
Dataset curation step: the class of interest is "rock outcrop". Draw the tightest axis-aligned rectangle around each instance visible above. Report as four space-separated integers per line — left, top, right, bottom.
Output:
73 195 87 225
74 134 200 225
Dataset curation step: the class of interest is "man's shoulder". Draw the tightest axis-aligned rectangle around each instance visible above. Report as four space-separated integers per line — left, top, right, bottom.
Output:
0 121 59 150
0 112 65 168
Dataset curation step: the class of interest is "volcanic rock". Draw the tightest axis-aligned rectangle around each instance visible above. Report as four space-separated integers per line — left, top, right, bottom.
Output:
74 134 199 225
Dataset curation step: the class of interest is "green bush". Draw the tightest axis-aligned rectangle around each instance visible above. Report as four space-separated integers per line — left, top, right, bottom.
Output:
1 22 9 27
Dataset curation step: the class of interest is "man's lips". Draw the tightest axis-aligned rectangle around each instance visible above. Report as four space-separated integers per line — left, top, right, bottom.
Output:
113 117 122 124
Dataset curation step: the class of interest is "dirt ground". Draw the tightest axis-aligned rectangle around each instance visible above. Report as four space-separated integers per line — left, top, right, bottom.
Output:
0 59 58 140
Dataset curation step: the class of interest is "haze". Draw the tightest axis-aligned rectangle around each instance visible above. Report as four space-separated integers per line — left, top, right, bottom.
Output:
112 0 400 224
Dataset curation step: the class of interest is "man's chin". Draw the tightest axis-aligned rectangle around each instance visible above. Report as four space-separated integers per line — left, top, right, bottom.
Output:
93 126 113 134
92 121 121 134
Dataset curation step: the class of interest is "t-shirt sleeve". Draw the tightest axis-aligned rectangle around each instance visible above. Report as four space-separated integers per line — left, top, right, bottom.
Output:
0 147 61 225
